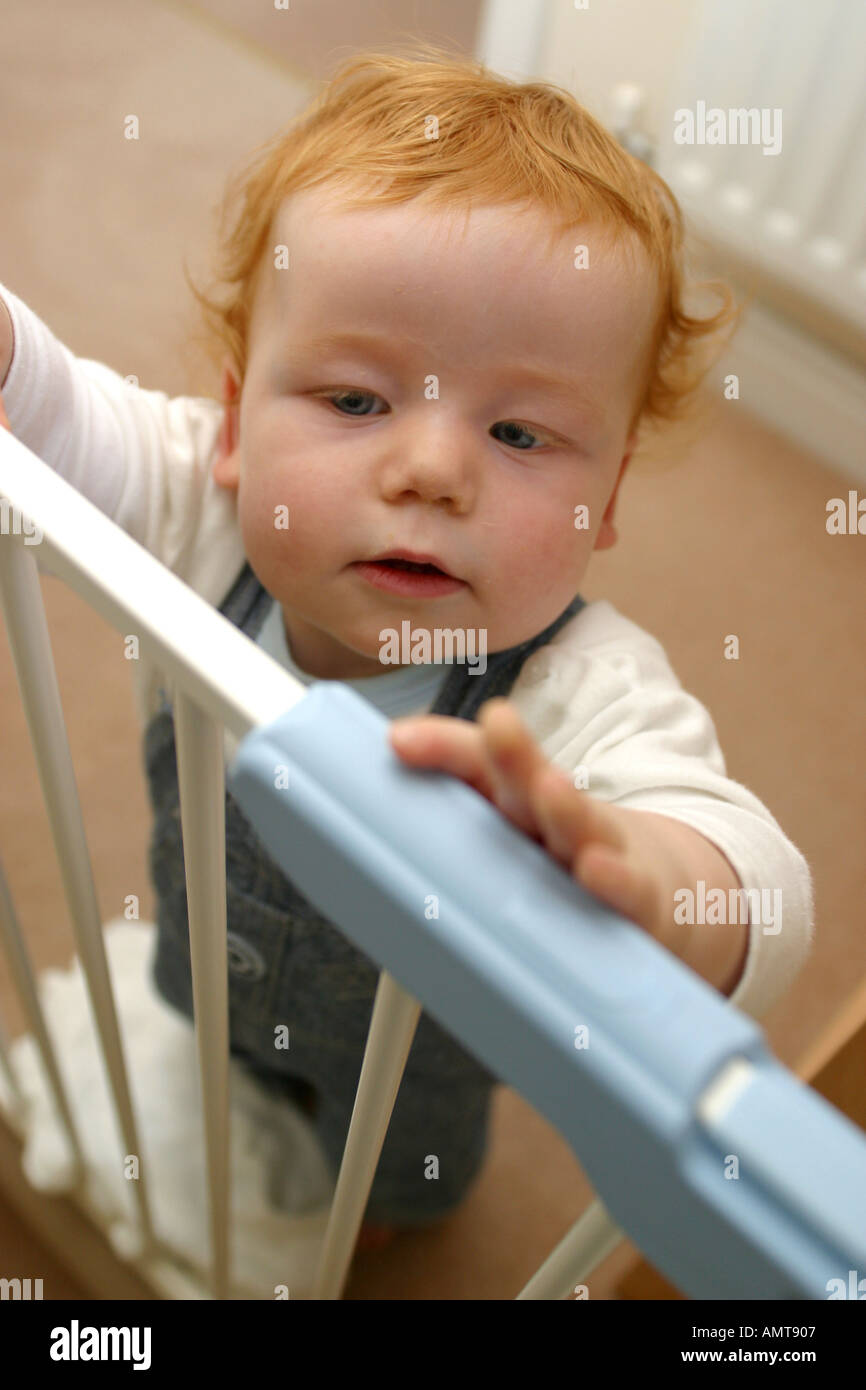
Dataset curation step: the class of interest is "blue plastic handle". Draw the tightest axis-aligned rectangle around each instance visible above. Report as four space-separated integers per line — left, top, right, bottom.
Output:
227 681 866 1299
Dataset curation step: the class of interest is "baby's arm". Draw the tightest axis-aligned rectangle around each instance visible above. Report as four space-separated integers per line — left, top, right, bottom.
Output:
0 283 151 531
390 701 749 997
0 283 238 590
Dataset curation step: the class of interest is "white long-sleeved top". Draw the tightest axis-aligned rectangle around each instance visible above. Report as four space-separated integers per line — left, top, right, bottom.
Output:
0 283 815 1021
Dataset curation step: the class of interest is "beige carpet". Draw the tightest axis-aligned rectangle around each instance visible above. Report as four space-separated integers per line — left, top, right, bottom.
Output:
0 0 864 1300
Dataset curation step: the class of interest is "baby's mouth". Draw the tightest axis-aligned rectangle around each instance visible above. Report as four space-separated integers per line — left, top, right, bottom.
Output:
352 554 467 595
374 558 446 575
365 549 458 578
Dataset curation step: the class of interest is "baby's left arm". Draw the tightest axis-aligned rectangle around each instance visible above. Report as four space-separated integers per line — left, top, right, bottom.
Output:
389 699 749 998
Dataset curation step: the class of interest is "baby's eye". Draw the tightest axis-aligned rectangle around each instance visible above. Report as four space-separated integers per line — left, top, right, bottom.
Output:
322 389 387 416
491 421 547 450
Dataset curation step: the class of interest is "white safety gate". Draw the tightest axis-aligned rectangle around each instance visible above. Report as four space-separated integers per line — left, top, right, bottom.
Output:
0 428 624 1300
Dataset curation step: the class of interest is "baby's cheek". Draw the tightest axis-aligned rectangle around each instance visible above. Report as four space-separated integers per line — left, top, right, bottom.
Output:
510 525 591 623
513 519 585 590
235 478 287 579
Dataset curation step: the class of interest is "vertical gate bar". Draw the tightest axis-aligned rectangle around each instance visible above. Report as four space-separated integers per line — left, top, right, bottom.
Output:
173 690 231 1301
311 971 421 1300
0 534 155 1247
0 1009 25 1115
0 854 84 1158
515 1199 624 1300
0 1022 23 1111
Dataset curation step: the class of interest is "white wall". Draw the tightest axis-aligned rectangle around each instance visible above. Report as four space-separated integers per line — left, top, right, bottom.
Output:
538 0 697 135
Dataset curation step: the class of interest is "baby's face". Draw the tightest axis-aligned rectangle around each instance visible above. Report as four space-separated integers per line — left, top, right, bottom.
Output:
214 186 659 679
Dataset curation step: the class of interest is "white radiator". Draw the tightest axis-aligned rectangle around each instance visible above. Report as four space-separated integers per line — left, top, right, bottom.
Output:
653 0 866 342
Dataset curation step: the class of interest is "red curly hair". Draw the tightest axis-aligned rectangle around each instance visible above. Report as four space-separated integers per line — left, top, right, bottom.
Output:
184 41 740 449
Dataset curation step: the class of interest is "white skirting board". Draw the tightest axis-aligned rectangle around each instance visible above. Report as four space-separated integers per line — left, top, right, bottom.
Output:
706 299 866 486
0 920 336 1300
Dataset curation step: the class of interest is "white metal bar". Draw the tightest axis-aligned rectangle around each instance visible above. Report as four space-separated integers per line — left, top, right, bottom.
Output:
0 854 83 1157
0 533 158 1249
173 691 232 1301
0 431 304 741
0 1009 24 1115
516 1199 625 1300
311 971 422 1300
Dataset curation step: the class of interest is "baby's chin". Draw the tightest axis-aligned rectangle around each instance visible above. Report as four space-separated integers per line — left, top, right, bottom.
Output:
277 612 396 680
277 582 538 673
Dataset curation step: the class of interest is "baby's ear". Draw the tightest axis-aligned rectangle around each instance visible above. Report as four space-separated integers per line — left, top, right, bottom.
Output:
213 362 242 489
593 440 635 552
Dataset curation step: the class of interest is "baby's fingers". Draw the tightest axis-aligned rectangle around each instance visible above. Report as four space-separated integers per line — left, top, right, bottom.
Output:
389 715 497 800
529 762 628 866
390 710 545 839
575 843 662 936
476 698 552 827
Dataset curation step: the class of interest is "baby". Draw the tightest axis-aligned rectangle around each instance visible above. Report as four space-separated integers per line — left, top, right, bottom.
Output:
0 47 813 1246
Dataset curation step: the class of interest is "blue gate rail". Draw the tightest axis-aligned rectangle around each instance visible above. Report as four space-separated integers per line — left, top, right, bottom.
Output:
228 682 866 1300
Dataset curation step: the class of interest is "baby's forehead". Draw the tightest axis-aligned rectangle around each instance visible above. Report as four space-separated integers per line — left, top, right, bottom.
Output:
267 187 655 308
250 189 660 428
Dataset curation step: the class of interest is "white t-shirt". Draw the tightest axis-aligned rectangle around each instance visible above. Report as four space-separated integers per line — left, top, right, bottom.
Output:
0 283 815 1021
